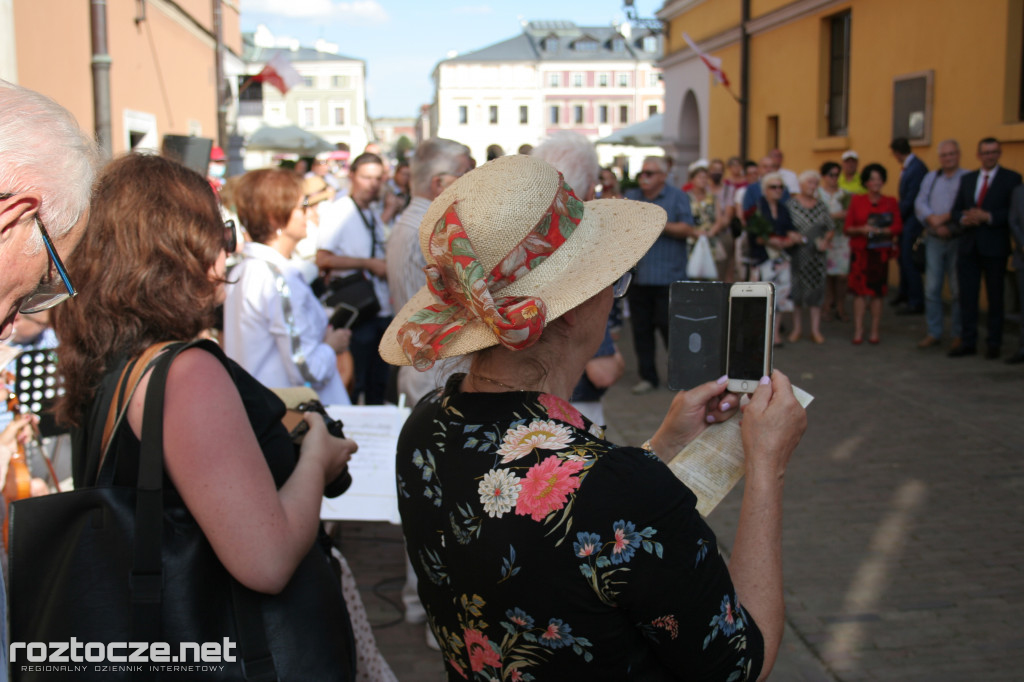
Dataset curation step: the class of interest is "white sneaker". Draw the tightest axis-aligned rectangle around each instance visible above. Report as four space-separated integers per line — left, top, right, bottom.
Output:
631 380 655 395
425 625 441 651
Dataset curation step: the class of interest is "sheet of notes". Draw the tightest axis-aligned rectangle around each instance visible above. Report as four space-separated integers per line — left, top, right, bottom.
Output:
319 404 410 524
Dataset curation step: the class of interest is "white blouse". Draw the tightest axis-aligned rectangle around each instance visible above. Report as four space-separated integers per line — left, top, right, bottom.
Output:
223 242 350 405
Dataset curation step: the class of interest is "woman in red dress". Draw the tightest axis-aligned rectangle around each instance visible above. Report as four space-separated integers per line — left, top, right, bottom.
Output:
844 163 902 344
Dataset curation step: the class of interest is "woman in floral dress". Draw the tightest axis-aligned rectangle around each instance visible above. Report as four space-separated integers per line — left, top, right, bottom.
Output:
380 156 807 681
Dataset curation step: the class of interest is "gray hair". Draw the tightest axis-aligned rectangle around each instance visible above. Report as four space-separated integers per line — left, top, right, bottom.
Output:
760 172 783 192
798 169 821 185
643 156 669 174
0 80 99 251
531 132 599 199
410 137 470 197
938 138 960 152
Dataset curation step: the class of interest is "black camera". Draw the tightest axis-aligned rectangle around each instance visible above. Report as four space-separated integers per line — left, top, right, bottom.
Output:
289 400 352 498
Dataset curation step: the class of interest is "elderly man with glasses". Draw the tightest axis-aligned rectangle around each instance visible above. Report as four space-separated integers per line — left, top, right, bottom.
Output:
0 78 99 676
0 80 98 341
624 156 696 394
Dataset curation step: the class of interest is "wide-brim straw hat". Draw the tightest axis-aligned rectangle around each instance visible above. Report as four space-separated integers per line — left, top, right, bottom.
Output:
379 155 667 366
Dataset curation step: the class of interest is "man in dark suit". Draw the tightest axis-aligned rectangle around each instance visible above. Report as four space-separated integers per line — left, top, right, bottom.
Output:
1006 184 1024 364
949 137 1023 358
890 137 928 313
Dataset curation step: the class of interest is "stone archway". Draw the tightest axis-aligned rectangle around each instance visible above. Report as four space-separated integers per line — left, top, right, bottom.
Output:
677 89 701 175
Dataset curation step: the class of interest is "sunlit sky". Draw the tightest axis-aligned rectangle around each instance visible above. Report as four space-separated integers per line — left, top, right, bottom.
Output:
241 0 664 118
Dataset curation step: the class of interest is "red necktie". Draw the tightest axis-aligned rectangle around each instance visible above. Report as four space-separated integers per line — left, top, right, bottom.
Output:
977 173 990 206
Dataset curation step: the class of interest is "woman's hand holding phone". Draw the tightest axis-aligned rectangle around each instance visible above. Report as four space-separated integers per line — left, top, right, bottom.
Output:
647 376 741 464
740 370 806 485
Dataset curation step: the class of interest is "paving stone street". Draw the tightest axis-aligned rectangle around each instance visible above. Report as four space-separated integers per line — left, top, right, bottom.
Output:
339 305 1024 681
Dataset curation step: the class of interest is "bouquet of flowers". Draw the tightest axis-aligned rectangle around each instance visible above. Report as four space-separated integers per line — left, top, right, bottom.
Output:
744 209 774 244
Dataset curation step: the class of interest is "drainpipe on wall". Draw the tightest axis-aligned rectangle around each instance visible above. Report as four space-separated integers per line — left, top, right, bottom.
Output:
739 0 750 160
90 0 113 158
213 0 228 149
0 0 17 82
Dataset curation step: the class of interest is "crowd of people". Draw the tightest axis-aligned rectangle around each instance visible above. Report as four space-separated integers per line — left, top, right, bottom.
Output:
4 69 1020 682
619 138 1024 394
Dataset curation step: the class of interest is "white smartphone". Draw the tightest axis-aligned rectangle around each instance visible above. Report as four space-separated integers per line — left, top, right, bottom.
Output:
726 282 775 393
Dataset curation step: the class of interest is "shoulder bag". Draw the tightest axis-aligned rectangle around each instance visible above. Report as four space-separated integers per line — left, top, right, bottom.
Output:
8 340 354 681
322 199 382 328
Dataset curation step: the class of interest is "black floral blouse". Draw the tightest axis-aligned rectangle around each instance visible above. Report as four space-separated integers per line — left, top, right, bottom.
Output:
396 374 764 681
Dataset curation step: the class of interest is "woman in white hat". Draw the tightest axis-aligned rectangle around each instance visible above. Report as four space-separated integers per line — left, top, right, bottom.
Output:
382 155 806 681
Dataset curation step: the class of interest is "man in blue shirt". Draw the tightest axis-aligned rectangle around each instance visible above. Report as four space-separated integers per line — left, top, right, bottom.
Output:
624 156 695 393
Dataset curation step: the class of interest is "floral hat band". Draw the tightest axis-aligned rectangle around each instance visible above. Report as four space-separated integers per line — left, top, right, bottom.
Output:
397 173 585 370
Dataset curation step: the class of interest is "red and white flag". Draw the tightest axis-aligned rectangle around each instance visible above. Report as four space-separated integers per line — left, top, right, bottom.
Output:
252 52 303 95
683 32 730 88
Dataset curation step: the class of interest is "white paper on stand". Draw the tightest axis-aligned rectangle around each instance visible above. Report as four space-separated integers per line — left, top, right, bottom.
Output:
666 385 814 517
319 404 410 524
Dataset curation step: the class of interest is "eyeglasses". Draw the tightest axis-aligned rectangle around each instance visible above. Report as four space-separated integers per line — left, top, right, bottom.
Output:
766 184 784 190
638 170 663 178
0 193 78 314
827 171 840 177
613 269 634 299
224 219 238 253
301 197 311 211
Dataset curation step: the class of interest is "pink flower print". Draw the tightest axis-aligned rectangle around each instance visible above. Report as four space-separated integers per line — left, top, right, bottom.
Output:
463 628 501 672
514 457 583 522
496 419 574 463
510 671 524 682
539 393 585 429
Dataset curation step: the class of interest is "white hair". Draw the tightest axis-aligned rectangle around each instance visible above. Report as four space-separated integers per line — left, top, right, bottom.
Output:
531 132 599 199
643 156 669 173
798 169 821 184
0 79 99 251
410 137 470 197
760 172 783 192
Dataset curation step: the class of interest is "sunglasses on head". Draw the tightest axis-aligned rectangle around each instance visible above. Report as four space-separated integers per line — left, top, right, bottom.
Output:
224 219 238 253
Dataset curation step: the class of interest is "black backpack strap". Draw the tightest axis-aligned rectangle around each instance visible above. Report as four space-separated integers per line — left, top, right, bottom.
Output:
131 339 279 681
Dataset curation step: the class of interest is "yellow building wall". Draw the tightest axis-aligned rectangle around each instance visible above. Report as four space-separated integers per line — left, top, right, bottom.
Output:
14 0 233 155
664 0 741 54
665 0 1024 180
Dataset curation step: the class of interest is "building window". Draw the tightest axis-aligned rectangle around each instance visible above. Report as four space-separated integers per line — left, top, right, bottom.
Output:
331 75 350 88
550 105 560 125
642 36 658 53
598 73 609 87
648 104 658 117
301 104 317 128
618 73 629 87
572 73 583 88
543 36 559 51
520 105 528 124
599 105 608 124
332 106 346 126
827 10 851 136
575 38 598 52
238 76 263 117
619 105 629 124
302 75 315 88
549 72 561 88
612 37 625 52
459 105 468 124
574 105 584 124
649 72 661 87
489 105 498 124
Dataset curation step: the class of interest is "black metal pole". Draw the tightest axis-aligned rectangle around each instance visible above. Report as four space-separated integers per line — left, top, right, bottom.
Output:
739 0 750 160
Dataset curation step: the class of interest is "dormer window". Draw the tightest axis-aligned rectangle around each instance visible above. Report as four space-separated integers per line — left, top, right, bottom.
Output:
574 38 598 52
611 37 625 52
543 36 559 51
642 35 658 53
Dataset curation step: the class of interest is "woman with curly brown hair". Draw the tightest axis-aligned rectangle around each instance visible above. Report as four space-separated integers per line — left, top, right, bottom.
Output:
53 153 357 679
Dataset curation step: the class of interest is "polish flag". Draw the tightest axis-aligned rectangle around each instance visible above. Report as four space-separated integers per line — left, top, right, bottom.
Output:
682 32 730 88
252 52 303 95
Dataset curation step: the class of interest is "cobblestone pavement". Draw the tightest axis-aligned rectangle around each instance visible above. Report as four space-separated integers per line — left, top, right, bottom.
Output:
340 305 1024 681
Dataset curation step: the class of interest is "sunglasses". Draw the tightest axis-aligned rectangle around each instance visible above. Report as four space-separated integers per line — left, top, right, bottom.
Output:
224 219 238 253
0 193 78 313
766 184 784 190
613 269 634 299
638 170 663 178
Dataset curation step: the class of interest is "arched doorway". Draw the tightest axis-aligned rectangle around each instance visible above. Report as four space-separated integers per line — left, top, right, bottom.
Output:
677 90 700 176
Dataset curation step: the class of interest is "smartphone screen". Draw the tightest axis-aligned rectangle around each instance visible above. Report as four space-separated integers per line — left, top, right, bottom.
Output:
727 296 768 381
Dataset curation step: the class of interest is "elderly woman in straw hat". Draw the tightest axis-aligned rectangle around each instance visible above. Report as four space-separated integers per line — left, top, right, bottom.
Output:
382 156 806 681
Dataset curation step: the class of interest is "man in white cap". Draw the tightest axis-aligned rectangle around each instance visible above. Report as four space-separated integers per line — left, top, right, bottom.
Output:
839 150 865 195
